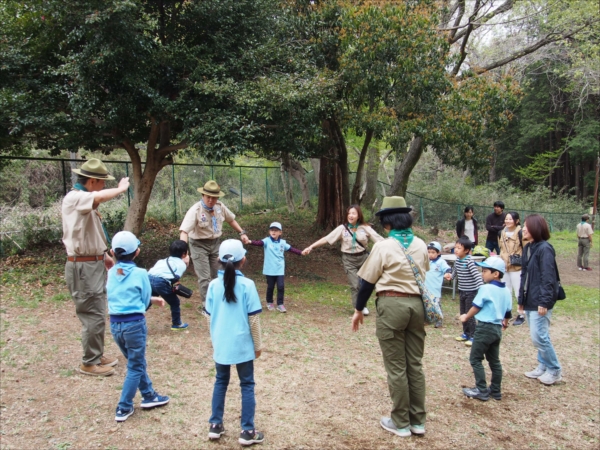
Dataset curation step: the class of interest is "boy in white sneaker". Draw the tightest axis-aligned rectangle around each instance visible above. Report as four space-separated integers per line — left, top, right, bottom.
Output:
424 241 451 327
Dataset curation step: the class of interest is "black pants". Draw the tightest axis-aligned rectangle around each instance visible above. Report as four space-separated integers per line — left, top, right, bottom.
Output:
266 275 285 305
459 290 477 338
469 322 503 394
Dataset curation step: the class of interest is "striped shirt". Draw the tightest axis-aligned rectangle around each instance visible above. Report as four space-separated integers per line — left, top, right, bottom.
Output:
450 255 483 292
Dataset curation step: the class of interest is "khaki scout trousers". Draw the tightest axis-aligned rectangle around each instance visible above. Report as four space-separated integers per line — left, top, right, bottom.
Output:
341 251 369 308
65 260 107 366
578 237 591 268
189 237 220 306
375 295 426 429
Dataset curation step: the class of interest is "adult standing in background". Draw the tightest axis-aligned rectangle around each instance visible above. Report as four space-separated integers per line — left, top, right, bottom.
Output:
62 158 129 376
456 205 478 245
179 180 249 310
485 201 506 255
576 214 594 271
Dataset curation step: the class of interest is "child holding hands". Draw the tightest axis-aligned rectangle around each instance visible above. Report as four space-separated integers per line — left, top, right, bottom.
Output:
424 241 451 328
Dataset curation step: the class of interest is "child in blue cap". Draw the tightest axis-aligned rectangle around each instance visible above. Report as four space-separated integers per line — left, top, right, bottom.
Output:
459 256 512 401
248 222 303 313
424 241 451 328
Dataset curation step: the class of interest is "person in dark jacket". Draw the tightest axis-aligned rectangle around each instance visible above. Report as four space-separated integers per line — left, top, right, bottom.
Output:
456 205 478 245
485 201 506 254
518 214 562 386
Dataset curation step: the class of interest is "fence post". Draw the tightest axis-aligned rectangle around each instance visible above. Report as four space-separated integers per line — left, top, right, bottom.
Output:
265 168 269 207
420 197 425 227
239 167 243 211
172 164 177 223
125 162 130 207
549 214 554 232
211 165 214 179
61 160 67 196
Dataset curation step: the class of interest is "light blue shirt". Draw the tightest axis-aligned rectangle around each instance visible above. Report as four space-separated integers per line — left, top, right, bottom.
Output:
261 237 291 276
473 281 512 325
205 270 262 365
147 256 187 280
107 262 151 315
424 257 451 298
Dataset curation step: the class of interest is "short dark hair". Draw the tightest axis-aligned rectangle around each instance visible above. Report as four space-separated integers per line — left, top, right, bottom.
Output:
506 211 520 225
582 214 590 221
113 248 136 261
464 205 474 214
379 212 413 230
524 214 550 242
169 240 188 258
493 201 505 209
76 174 92 186
347 204 365 225
455 236 474 251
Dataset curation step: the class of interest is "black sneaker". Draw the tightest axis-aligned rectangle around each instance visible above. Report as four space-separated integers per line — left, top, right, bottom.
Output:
512 315 525 326
488 386 502 401
239 430 265 446
462 387 490 401
115 407 134 422
208 423 225 440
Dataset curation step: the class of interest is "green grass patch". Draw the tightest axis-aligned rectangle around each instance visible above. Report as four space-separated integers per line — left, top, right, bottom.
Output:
549 231 579 258
554 285 600 319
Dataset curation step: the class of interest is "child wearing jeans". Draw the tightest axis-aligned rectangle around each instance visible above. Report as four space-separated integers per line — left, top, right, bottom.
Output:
107 231 170 422
249 222 302 313
444 236 483 346
205 239 264 446
424 241 451 328
460 256 512 401
147 239 190 330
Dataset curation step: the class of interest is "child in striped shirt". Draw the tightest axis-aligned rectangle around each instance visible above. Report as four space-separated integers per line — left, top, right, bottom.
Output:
444 236 483 346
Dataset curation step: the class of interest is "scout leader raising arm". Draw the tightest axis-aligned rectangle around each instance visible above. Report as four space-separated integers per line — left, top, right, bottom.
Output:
62 158 129 377
179 180 249 310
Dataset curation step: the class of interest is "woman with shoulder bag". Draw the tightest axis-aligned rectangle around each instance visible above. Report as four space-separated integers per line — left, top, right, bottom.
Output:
498 212 529 326
518 214 563 386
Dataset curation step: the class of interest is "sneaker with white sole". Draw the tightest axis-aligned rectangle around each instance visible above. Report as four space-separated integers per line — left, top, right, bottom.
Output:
538 369 562 385
455 333 468 341
409 424 425 435
465 338 473 347
363 307 369 316
524 364 546 379
267 303 275 311
171 322 189 331
512 315 525 326
239 429 264 446
140 393 170 408
276 305 287 313
462 386 490 401
115 407 134 422
380 417 411 437
208 423 225 440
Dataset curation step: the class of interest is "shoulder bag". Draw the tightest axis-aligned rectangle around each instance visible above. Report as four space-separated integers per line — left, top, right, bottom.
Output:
502 230 522 267
166 258 193 299
391 239 443 325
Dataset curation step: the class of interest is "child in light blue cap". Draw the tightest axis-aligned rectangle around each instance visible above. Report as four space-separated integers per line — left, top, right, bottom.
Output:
459 256 512 402
424 241 451 327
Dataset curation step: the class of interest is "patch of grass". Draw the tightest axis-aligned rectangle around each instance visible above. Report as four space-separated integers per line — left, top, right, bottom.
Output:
59 369 74 377
553 285 600 319
549 230 579 258
50 293 71 303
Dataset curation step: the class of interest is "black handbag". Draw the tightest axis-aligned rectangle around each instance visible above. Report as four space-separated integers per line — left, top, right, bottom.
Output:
555 264 566 301
166 258 193 299
502 231 522 267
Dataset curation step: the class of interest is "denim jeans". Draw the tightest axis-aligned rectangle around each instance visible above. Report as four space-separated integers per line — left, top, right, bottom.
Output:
209 360 256 430
110 319 155 410
485 239 500 255
525 310 562 373
265 275 285 305
149 275 181 326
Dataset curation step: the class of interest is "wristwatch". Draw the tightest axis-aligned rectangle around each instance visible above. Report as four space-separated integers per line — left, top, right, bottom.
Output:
239 230 247 235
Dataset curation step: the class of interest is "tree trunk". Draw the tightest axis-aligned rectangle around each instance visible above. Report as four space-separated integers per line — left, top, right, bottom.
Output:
363 144 380 215
390 137 424 197
310 158 320 187
350 128 374 204
316 117 349 230
289 158 311 208
280 153 296 213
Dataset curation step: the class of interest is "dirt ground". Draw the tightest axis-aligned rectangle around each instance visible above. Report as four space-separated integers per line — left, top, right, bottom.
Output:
1 224 599 450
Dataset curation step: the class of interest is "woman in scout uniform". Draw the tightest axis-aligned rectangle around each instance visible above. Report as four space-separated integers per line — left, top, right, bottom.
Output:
302 204 383 315
351 196 429 438
179 180 249 310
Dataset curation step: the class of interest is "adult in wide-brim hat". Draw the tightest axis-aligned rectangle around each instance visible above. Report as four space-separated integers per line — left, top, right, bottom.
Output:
352 194 429 436
197 180 225 197
72 158 115 181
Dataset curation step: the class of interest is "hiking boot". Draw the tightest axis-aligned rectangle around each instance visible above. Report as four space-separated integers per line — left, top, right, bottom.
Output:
208 423 225 440
79 364 115 377
455 333 468 342
525 364 546 379
239 429 265 446
115 407 134 422
538 370 562 385
171 323 189 331
465 338 474 347
379 417 411 437
363 307 369 316
409 424 426 435
276 305 287 313
512 315 525 326
140 394 170 408
100 355 118 367
267 303 275 311
462 387 490 401
488 385 502 400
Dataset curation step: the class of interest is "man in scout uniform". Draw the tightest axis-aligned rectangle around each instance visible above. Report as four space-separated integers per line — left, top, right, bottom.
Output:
62 158 130 376
179 180 249 310
577 213 594 271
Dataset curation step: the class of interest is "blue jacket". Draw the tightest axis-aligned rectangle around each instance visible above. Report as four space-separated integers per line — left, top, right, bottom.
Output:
518 241 559 310
107 261 152 315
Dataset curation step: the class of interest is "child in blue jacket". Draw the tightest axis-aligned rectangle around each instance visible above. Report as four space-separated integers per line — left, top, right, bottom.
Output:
424 241 451 328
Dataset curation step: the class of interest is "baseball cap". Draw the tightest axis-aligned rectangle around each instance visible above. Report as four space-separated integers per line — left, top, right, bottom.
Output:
427 241 442 253
111 231 140 256
269 222 282 230
475 256 506 274
219 239 247 263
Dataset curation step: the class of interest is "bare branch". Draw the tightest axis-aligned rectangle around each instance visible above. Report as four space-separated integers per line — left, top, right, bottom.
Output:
449 0 514 44
449 0 466 41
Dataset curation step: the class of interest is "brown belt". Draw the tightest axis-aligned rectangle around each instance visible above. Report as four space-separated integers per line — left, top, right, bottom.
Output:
377 291 417 298
67 255 104 262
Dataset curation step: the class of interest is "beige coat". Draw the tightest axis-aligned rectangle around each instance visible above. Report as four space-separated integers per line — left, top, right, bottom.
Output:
498 225 531 272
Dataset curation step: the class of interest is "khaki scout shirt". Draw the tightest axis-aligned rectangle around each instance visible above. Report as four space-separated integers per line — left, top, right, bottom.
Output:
325 224 383 253
577 222 593 238
357 237 429 296
179 200 235 240
62 190 108 256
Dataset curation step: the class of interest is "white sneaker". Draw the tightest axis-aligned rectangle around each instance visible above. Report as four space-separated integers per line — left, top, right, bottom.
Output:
538 370 562 385
363 307 369 316
525 364 546 379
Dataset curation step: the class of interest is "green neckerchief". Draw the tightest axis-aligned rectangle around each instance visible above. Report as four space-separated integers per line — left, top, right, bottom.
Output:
348 223 358 252
388 228 414 249
581 221 587 225
72 183 111 245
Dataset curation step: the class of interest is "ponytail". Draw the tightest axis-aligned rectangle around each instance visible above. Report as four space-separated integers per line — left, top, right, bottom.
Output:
221 258 242 303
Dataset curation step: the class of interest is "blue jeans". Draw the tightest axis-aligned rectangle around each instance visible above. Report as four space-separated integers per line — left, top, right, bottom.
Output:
210 360 256 430
110 319 155 410
149 275 182 326
485 239 500 255
525 310 562 373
